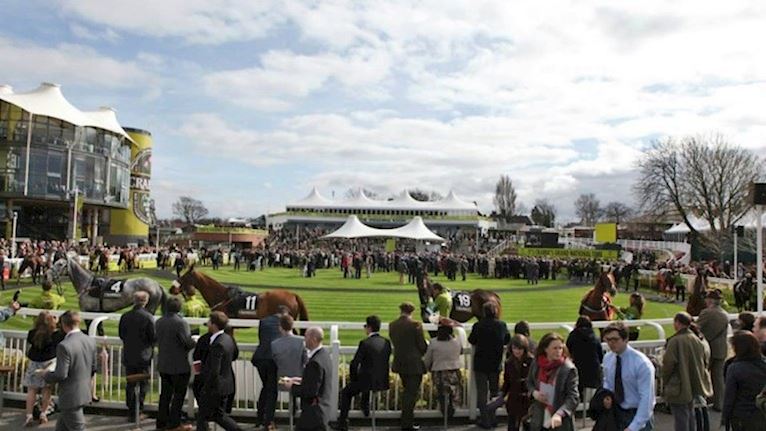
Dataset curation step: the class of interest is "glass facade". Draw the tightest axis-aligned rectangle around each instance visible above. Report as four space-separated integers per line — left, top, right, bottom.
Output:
0 100 130 206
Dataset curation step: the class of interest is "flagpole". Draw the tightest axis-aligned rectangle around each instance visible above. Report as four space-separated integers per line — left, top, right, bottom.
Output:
72 187 79 242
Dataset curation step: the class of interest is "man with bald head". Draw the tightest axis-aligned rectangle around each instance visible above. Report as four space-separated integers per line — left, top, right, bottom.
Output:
119 290 157 422
284 327 333 431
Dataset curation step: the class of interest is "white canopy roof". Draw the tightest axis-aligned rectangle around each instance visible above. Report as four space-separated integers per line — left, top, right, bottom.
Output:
0 83 134 142
322 215 388 239
288 187 478 213
664 211 766 234
389 216 445 241
322 215 445 241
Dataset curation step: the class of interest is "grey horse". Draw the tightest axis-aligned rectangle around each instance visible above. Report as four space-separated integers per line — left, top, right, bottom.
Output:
47 258 165 314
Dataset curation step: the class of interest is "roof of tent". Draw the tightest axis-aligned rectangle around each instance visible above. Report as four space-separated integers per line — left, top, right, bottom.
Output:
0 83 134 143
322 215 445 241
664 211 766 234
288 187 478 212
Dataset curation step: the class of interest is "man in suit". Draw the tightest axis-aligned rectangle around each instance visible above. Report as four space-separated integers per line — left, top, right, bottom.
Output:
252 306 288 431
284 327 333 431
271 314 306 380
42 311 97 431
697 289 730 411
331 315 392 431
119 291 157 422
198 311 241 431
156 296 196 431
389 302 428 431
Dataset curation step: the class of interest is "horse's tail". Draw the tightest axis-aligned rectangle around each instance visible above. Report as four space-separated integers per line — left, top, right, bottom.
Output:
295 293 310 322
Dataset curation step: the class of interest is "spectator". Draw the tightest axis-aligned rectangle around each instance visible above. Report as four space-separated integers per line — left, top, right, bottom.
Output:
469 301 510 428
424 323 463 419
755 317 766 355
332 315 392 430
30 281 66 310
514 320 537 354
118 291 156 422
271 314 306 380
23 311 64 426
602 322 655 431
389 302 428 431
723 331 766 431
252 307 288 431
155 296 196 431
484 334 532 431
566 316 603 402
41 311 97 431
0 296 21 348
527 332 579 431
285 327 333 431
697 289 730 411
662 312 713 431
198 311 241 431
737 312 756 332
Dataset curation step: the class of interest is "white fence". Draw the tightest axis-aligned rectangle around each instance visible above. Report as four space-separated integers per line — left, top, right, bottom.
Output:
0 308 691 421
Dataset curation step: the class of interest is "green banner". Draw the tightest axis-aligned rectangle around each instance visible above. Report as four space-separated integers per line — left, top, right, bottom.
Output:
518 247 619 259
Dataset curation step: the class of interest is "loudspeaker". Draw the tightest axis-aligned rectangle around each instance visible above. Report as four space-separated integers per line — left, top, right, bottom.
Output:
736 225 745 238
751 183 766 205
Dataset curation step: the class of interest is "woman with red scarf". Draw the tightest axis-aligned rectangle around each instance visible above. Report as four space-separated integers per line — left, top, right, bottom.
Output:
527 333 579 431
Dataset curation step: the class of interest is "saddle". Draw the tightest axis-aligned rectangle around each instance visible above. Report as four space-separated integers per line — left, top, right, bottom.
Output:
224 286 259 317
87 278 125 299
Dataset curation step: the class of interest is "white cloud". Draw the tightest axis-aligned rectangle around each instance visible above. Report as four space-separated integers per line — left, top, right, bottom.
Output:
69 23 121 42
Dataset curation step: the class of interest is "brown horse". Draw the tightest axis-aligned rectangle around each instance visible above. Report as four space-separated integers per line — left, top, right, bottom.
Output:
416 279 502 323
16 253 46 285
686 269 708 316
579 270 618 321
170 267 310 322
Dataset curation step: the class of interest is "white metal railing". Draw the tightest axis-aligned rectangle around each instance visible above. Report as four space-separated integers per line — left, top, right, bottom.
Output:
2 309 704 421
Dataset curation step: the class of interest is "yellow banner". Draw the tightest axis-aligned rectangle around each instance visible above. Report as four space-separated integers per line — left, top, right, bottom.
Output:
518 247 619 259
595 223 617 243
385 239 396 252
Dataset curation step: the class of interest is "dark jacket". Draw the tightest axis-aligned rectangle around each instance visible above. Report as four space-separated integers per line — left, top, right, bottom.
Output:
565 327 604 389
252 313 281 363
155 312 196 375
389 315 428 375
350 333 392 391
468 317 510 373
295 347 333 430
26 329 65 362
527 358 580 431
119 306 156 368
502 354 532 417
201 332 239 396
723 357 766 422
587 388 619 431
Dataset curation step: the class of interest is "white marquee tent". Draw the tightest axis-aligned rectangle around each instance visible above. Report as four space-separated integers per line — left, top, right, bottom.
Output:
322 215 445 242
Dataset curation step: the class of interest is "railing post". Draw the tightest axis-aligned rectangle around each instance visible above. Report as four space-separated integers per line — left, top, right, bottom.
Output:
329 325 340 422
645 321 665 340
88 316 110 337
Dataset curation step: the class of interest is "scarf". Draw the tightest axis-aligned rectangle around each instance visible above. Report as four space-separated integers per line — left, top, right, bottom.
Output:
536 355 565 385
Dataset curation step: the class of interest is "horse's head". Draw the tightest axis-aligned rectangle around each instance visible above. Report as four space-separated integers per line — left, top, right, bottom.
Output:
170 265 198 299
596 269 617 297
47 258 69 284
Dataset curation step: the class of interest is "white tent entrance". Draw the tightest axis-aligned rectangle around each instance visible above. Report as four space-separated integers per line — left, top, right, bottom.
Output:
322 215 445 243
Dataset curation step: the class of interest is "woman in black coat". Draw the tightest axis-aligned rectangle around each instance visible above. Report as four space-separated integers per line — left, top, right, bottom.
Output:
565 316 603 394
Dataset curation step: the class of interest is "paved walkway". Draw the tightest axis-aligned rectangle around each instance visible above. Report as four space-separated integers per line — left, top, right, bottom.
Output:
0 406 718 430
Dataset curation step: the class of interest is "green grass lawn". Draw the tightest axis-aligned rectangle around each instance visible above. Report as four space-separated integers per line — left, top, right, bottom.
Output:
0 266 685 345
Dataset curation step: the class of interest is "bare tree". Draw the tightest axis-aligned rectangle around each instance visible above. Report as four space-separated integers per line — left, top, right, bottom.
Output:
634 134 763 254
344 188 380 199
493 175 517 221
603 202 633 224
409 188 443 201
172 196 209 225
574 193 601 226
530 199 556 227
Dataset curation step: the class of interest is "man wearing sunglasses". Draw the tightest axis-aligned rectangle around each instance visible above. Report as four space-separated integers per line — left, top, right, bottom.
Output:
602 322 655 431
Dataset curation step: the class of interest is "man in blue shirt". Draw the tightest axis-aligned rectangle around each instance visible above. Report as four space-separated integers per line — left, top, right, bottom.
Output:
602 322 655 431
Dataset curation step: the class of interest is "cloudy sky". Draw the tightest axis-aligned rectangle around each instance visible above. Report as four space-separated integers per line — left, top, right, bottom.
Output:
3 1 765 221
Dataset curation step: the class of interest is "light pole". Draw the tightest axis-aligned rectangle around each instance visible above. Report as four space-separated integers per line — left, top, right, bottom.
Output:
11 211 18 258
758 205 764 314
68 187 80 243
733 225 738 279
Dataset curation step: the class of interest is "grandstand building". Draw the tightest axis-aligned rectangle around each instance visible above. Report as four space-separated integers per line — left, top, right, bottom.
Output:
0 83 154 245
267 187 496 235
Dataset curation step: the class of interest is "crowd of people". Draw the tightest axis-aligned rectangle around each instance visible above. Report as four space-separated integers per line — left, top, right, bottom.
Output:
4 284 766 431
